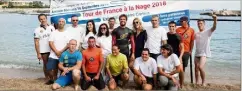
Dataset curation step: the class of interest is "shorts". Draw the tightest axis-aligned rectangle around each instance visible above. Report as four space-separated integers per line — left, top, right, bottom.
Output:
150 53 160 61
145 76 154 85
182 52 190 68
46 58 59 71
55 71 82 87
81 73 105 90
108 74 122 86
40 52 50 64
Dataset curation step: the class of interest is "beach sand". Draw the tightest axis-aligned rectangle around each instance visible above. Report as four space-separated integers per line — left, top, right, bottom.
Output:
0 65 240 90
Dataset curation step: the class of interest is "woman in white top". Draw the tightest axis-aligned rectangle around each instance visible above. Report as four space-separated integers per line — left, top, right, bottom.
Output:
195 15 217 86
96 23 112 83
157 44 182 90
81 20 97 50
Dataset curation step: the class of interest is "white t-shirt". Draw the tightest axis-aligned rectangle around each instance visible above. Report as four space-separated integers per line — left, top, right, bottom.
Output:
134 57 158 78
49 30 69 59
195 29 213 57
96 35 112 58
81 32 97 49
145 26 168 54
157 54 180 77
34 25 55 53
66 26 85 50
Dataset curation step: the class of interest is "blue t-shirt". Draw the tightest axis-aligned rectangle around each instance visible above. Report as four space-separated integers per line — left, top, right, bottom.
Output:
59 50 82 67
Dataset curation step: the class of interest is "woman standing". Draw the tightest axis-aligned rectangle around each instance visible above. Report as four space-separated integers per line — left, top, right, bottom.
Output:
132 18 147 58
81 20 97 50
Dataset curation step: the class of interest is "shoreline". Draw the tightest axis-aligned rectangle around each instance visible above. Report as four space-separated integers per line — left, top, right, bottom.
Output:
0 68 240 90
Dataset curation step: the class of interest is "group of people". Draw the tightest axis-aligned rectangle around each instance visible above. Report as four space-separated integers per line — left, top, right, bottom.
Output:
34 13 217 90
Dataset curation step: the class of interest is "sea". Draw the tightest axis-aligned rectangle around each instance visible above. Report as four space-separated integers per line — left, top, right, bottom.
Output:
0 10 240 77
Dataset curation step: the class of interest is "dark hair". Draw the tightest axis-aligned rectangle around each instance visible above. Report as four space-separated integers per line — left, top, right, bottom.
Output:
108 17 115 21
97 23 110 37
160 44 173 56
168 21 176 26
88 36 96 40
112 44 120 49
85 20 97 35
38 13 47 20
71 15 78 18
119 14 128 21
197 19 205 23
142 48 150 54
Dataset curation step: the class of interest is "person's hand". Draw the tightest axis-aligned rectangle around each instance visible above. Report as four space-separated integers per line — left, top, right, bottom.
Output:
130 53 135 61
109 78 115 84
140 75 147 84
61 67 69 76
55 51 62 58
123 72 129 78
94 74 100 80
37 53 42 60
212 14 217 20
85 75 91 82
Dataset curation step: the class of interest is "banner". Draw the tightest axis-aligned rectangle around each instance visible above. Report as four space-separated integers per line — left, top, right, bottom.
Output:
50 0 190 28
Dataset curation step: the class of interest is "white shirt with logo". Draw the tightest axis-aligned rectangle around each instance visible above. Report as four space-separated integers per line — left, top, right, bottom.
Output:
157 54 180 77
134 57 158 78
96 35 112 58
34 25 55 53
49 30 69 59
145 26 168 54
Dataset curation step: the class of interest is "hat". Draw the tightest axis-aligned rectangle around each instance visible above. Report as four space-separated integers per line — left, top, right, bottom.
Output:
180 16 188 21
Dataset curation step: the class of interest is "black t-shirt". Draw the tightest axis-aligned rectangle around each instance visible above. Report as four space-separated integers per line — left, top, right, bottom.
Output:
112 26 133 53
134 30 147 58
167 32 182 56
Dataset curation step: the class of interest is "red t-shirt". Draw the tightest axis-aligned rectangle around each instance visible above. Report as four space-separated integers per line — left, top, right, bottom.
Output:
82 47 103 73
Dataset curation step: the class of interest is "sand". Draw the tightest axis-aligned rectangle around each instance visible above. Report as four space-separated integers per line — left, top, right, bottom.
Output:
0 68 240 90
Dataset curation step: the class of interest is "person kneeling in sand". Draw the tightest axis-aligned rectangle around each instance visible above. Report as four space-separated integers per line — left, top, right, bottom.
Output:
52 39 82 90
133 48 158 90
157 44 182 90
106 45 129 90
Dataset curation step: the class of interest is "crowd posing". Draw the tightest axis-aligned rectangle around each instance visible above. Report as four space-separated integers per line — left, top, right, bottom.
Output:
34 13 217 90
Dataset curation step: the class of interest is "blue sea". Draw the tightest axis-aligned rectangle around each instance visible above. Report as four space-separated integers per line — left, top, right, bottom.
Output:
0 10 240 75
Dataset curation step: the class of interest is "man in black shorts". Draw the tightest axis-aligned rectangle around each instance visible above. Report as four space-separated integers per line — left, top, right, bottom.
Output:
112 14 135 73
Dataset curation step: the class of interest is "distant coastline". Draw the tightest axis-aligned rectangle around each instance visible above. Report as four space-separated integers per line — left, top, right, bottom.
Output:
0 8 49 15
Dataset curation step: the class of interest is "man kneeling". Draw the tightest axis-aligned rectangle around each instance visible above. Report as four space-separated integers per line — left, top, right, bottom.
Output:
106 45 129 90
133 48 158 90
52 39 82 90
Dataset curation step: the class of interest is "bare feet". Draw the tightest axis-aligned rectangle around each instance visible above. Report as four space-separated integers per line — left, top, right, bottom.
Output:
202 83 207 87
74 85 79 91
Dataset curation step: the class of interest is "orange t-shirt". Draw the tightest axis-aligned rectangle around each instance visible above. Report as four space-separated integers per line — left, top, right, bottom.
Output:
176 26 195 52
82 47 104 73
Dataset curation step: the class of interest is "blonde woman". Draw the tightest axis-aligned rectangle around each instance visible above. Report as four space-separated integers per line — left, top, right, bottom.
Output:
132 18 147 58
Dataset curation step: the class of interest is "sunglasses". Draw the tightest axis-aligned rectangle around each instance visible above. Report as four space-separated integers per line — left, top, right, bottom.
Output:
101 27 106 29
133 22 139 24
72 20 78 21
169 26 175 27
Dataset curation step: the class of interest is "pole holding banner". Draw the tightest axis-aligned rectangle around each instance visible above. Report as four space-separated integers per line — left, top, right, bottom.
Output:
190 55 193 83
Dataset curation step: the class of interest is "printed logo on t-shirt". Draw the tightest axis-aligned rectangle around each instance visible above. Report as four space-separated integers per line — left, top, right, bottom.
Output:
89 57 94 62
183 34 188 39
120 33 128 39
40 29 43 33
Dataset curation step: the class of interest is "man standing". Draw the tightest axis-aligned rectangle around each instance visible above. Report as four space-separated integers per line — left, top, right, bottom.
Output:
34 14 55 84
46 18 69 84
194 15 217 86
66 15 85 51
112 14 135 72
81 37 105 90
167 21 185 88
108 17 116 34
52 39 82 91
176 16 195 88
133 48 157 90
145 15 168 60
106 45 129 90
